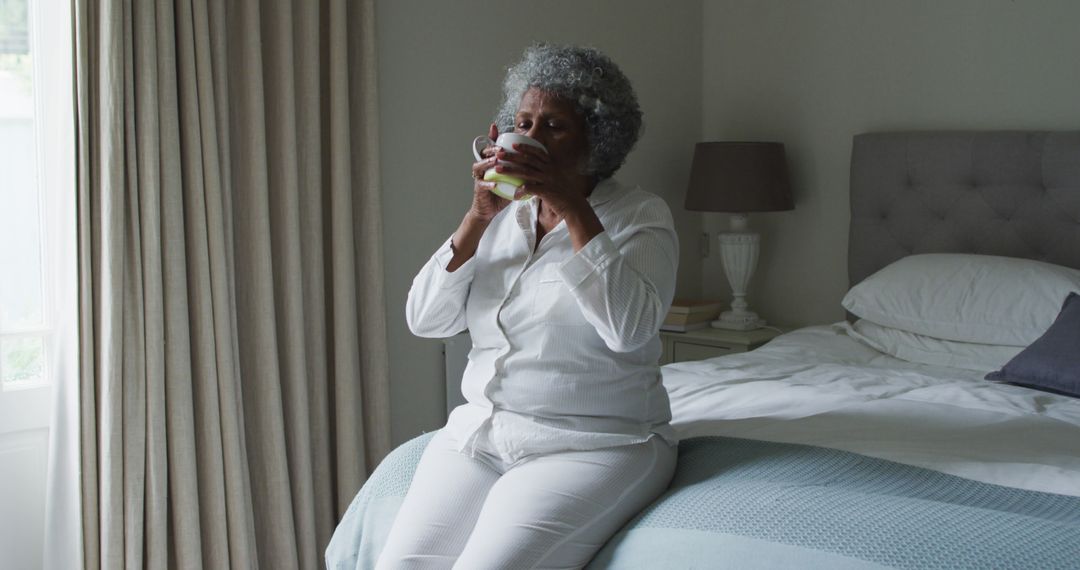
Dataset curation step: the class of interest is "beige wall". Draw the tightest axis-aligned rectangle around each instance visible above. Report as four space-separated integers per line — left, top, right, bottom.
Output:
702 0 1080 327
375 1 704 445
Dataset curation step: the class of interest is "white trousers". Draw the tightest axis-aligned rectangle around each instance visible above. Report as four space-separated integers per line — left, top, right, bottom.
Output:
374 429 677 570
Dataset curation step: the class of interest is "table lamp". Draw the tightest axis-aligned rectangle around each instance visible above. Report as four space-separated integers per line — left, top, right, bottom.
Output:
685 142 794 330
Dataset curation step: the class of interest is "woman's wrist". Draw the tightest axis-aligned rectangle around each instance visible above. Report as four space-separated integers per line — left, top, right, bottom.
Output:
561 200 604 251
466 207 496 224
448 211 492 272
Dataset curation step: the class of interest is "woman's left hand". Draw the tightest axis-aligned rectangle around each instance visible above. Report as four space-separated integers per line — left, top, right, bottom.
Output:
494 144 592 218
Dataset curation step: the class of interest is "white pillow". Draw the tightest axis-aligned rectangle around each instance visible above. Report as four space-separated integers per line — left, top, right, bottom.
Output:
846 319 1022 373
842 253 1080 346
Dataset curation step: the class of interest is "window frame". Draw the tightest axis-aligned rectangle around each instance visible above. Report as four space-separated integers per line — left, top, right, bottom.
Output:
1 0 51 393
0 0 74 404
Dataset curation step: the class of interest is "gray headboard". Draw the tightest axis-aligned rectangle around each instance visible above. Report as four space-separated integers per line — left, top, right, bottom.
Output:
849 131 1080 287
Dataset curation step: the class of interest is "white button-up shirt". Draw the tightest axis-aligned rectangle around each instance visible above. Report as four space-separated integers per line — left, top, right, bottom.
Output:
406 178 679 462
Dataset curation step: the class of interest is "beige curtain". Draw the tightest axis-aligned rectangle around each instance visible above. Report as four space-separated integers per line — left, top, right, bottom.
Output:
73 0 390 567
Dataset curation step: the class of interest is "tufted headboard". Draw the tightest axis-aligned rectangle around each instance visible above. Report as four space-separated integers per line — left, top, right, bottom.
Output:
848 131 1080 288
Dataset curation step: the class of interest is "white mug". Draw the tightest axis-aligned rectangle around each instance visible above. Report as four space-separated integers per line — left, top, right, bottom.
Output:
471 133 547 200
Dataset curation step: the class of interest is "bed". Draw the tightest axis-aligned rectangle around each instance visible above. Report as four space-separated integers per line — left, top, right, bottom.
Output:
327 131 1080 569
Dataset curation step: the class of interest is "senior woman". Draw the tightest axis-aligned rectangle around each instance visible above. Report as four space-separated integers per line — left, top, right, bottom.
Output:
381 44 678 569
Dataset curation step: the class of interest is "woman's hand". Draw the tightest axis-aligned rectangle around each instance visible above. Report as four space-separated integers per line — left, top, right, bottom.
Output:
469 123 513 222
493 137 605 252
492 142 592 219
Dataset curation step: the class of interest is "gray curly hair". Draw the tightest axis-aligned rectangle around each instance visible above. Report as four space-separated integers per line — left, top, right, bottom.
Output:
495 44 643 180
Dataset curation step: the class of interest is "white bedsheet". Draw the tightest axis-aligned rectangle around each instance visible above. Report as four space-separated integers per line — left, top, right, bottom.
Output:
663 324 1080 497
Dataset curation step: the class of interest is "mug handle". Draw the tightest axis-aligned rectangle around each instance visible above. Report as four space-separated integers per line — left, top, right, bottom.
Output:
472 135 494 162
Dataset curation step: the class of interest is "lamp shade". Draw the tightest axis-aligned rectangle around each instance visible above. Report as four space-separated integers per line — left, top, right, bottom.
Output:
684 142 794 213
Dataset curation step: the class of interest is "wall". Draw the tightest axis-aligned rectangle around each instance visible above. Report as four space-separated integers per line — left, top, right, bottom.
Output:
375 1 704 445
702 0 1080 327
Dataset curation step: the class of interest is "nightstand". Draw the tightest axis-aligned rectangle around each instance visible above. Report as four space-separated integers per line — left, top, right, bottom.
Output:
659 327 783 364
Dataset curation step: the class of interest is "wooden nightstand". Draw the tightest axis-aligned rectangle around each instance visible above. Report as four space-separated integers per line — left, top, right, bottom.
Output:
659 327 783 364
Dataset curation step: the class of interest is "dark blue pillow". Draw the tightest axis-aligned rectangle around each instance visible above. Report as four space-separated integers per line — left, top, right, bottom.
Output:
985 292 1080 397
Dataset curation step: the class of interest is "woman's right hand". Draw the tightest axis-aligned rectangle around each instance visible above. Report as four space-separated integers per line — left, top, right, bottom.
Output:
469 123 511 222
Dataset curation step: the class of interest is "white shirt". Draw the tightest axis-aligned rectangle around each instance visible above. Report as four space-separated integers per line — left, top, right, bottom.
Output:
406 178 679 463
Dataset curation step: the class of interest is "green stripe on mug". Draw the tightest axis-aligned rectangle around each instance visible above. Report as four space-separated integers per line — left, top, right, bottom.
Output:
471 133 547 201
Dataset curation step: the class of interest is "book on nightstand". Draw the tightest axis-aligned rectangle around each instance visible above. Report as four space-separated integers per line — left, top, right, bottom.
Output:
659 321 710 332
667 299 723 316
660 299 722 332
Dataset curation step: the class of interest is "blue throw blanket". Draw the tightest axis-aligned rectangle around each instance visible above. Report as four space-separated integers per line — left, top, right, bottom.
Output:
327 433 1080 569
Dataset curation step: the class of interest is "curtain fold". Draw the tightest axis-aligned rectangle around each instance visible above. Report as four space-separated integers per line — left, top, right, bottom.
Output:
71 0 390 567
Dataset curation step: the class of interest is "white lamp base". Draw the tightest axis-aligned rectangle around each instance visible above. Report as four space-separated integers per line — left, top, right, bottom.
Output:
714 214 767 331
711 311 766 331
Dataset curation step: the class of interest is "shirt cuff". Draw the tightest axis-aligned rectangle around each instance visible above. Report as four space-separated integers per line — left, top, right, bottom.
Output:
559 231 618 289
432 236 477 289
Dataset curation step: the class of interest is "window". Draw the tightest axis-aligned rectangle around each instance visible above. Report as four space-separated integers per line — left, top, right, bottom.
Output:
1 0 48 391
1 1 75 567
0 0 30 53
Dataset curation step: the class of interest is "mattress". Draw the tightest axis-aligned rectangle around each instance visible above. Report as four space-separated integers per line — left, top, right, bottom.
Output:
665 324 1080 497
326 325 1080 569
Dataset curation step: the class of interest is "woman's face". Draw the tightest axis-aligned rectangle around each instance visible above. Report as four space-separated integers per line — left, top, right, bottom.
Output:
513 87 590 175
